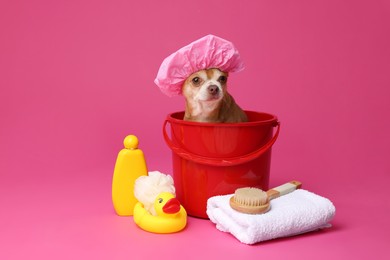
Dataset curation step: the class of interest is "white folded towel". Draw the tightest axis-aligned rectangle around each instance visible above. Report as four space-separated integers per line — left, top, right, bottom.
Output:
206 189 335 245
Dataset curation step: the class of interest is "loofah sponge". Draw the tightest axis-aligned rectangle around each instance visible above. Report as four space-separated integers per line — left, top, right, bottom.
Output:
134 171 176 216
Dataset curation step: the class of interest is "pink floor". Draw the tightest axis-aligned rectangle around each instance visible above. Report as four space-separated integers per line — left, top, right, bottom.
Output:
1 0 389 259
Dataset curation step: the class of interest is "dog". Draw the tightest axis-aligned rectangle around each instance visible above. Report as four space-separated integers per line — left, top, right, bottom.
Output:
182 68 248 123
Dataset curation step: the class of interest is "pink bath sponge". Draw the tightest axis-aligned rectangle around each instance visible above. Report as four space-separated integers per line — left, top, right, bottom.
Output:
154 34 245 97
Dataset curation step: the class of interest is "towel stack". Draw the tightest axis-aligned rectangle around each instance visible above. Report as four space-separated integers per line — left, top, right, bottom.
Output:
207 189 335 245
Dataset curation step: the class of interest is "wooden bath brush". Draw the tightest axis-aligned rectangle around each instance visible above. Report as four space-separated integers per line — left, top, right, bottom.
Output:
229 181 302 214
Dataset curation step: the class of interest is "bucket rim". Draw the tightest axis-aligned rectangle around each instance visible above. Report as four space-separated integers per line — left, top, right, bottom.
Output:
166 110 278 127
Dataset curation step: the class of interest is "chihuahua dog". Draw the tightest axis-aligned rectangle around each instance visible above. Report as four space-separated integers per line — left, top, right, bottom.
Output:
182 68 247 123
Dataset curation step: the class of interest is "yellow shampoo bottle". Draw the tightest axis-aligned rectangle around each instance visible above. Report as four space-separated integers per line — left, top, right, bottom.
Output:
112 135 148 216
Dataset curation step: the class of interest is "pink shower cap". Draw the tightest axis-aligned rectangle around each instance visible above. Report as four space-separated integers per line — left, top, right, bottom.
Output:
154 34 245 97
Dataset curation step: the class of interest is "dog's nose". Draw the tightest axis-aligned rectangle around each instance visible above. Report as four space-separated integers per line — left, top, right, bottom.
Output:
208 85 219 95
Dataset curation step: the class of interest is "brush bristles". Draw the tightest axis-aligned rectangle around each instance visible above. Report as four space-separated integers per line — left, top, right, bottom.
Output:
233 187 268 206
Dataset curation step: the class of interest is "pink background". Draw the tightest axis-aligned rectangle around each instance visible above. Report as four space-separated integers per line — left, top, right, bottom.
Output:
1 0 389 259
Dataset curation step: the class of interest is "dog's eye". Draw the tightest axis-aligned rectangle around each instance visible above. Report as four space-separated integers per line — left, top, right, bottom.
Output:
218 76 227 83
192 77 201 85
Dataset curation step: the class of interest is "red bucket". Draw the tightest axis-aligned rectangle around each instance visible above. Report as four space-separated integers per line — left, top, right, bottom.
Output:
163 111 280 218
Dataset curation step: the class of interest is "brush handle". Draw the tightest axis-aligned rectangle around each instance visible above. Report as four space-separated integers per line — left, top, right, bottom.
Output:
266 181 302 200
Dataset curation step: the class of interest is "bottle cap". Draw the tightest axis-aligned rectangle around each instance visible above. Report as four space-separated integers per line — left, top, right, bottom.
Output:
124 135 139 149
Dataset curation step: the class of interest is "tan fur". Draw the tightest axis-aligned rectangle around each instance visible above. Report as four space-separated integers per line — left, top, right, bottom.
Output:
182 68 247 123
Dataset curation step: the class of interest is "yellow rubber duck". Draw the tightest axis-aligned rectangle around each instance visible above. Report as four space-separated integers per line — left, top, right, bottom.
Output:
133 192 187 234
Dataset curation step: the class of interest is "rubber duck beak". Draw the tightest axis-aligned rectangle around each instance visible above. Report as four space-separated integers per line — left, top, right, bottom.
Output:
162 198 181 214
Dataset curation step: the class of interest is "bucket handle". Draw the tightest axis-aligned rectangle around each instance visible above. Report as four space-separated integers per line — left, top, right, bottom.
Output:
163 120 280 166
